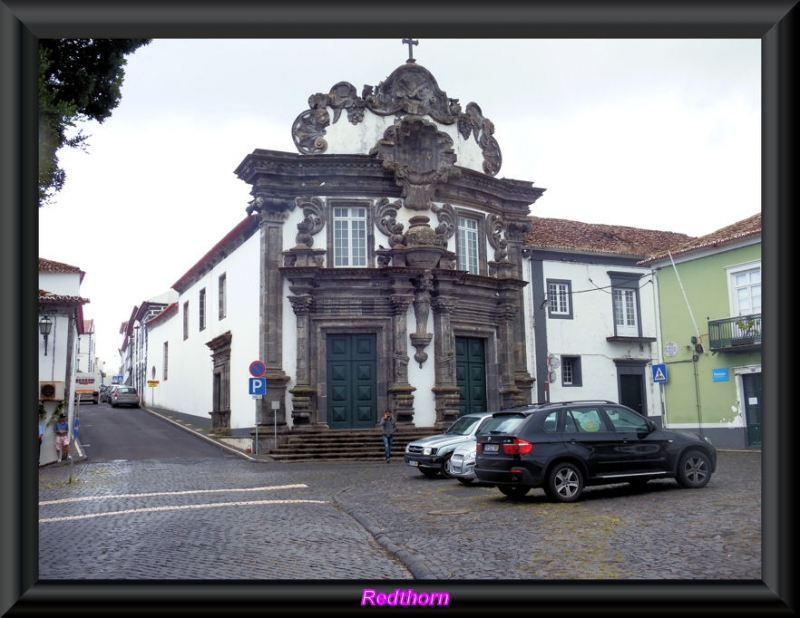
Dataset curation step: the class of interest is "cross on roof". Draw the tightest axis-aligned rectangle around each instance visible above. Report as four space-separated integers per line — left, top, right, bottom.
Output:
402 38 418 63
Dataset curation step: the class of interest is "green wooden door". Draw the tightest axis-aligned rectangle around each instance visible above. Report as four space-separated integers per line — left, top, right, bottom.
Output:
327 334 377 429
455 337 487 417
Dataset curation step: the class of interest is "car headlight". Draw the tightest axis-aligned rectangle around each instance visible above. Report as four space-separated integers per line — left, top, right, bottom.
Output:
465 451 476 464
423 447 433 455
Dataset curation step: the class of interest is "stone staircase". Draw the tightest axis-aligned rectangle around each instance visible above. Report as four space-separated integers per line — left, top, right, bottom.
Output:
266 427 435 462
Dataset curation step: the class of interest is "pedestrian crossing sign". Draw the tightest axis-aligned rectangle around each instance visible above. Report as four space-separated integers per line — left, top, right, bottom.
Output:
652 364 667 383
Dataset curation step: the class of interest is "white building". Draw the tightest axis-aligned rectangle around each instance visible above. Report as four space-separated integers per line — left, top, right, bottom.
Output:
38 258 89 465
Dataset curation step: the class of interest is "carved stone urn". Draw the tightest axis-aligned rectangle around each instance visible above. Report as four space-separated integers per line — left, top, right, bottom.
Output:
403 215 446 269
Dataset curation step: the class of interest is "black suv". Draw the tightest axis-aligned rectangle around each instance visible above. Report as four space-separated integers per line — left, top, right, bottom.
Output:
474 400 717 503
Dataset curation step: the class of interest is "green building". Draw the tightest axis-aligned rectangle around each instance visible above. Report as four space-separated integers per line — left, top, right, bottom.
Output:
638 213 761 449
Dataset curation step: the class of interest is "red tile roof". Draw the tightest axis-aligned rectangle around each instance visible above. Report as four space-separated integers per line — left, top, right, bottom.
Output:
39 258 86 283
525 216 695 258
637 213 761 265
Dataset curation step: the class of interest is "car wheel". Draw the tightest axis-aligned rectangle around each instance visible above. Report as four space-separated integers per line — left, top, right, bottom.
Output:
420 467 440 479
546 462 584 502
456 477 474 486
440 455 455 479
498 485 530 499
676 449 712 488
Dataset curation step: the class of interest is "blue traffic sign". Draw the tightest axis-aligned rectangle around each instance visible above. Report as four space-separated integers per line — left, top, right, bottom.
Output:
652 364 667 383
249 377 266 395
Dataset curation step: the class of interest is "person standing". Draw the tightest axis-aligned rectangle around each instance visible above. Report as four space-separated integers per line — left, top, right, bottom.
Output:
54 412 71 462
381 408 396 463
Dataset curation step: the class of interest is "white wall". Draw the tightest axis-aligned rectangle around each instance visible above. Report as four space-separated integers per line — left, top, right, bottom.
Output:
146 231 261 429
537 260 660 417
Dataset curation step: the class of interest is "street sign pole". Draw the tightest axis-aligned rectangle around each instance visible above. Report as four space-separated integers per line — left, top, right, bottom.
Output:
249 361 267 456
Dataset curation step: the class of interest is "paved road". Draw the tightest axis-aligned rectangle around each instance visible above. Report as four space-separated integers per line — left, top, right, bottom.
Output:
34 406 766 612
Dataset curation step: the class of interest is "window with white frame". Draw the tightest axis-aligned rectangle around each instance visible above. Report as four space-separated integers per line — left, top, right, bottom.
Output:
457 216 479 274
730 264 761 317
561 356 582 386
198 288 206 331
333 206 368 267
163 342 169 381
183 301 189 340
610 273 641 337
546 280 572 318
218 273 227 320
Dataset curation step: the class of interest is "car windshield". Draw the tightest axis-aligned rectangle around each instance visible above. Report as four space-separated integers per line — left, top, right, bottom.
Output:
479 413 527 434
445 415 484 436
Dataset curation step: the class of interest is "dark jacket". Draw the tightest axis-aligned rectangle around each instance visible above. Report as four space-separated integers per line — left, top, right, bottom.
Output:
381 415 397 437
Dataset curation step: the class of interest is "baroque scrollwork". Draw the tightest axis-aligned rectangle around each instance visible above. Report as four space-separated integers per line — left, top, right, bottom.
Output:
457 102 503 177
294 197 327 247
430 202 456 240
289 63 502 175
486 213 509 262
374 198 406 247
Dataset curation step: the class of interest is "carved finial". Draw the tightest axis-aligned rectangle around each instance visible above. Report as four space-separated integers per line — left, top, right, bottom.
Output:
402 38 418 63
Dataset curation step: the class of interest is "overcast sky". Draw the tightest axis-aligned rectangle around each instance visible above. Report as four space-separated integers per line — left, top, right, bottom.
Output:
37 38 761 371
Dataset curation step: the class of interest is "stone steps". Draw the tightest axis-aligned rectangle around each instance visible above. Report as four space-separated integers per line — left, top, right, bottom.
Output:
267 427 434 462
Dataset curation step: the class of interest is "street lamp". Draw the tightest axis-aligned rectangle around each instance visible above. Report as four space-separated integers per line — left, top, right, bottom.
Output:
39 315 52 356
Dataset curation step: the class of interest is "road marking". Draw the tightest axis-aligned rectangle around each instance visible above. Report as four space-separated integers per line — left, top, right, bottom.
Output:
39 484 308 506
39 499 329 523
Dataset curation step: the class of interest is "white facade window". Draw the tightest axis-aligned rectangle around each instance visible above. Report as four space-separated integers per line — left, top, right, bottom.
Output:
613 288 639 337
199 288 206 331
333 206 367 267
218 273 227 320
547 280 572 317
163 341 169 381
183 301 189 340
457 216 479 274
562 356 582 386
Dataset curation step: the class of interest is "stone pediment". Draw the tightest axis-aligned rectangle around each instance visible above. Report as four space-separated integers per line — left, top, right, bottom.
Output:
290 59 502 177
364 63 461 123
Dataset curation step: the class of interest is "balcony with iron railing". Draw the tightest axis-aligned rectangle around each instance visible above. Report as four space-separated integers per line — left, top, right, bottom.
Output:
708 313 761 353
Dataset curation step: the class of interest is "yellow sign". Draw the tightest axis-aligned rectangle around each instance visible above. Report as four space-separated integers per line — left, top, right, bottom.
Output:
75 389 94 394
147 380 160 387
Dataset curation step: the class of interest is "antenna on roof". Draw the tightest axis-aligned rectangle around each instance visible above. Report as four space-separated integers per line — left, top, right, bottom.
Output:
402 38 418 63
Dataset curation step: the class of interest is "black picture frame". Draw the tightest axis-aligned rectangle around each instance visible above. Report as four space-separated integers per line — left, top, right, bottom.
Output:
3 1 795 615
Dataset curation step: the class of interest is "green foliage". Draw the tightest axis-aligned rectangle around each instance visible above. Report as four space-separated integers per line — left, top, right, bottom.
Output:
39 400 66 426
38 38 152 206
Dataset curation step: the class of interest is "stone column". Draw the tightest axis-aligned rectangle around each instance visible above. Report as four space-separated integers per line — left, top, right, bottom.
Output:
389 281 416 424
288 294 317 429
431 294 460 428
257 207 291 433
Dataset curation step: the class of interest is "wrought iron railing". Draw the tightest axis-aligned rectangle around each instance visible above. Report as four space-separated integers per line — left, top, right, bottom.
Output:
708 313 761 351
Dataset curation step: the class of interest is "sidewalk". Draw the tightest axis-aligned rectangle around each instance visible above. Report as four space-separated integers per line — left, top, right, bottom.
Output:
141 405 274 462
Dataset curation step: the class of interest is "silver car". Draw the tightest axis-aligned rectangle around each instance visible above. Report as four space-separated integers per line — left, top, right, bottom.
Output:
110 385 139 408
404 411 494 479
446 408 537 484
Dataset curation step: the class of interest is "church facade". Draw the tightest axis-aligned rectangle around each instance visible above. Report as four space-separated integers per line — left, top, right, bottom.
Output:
142 46 545 446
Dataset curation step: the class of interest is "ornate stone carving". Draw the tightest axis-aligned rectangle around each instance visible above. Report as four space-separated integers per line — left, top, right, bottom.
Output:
458 102 502 176
486 213 510 263
363 63 461 123
410 270 434 367
294 197 327 247
289 62 503 174
371 116 459 211
374 198 406 247
430 202 456 241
